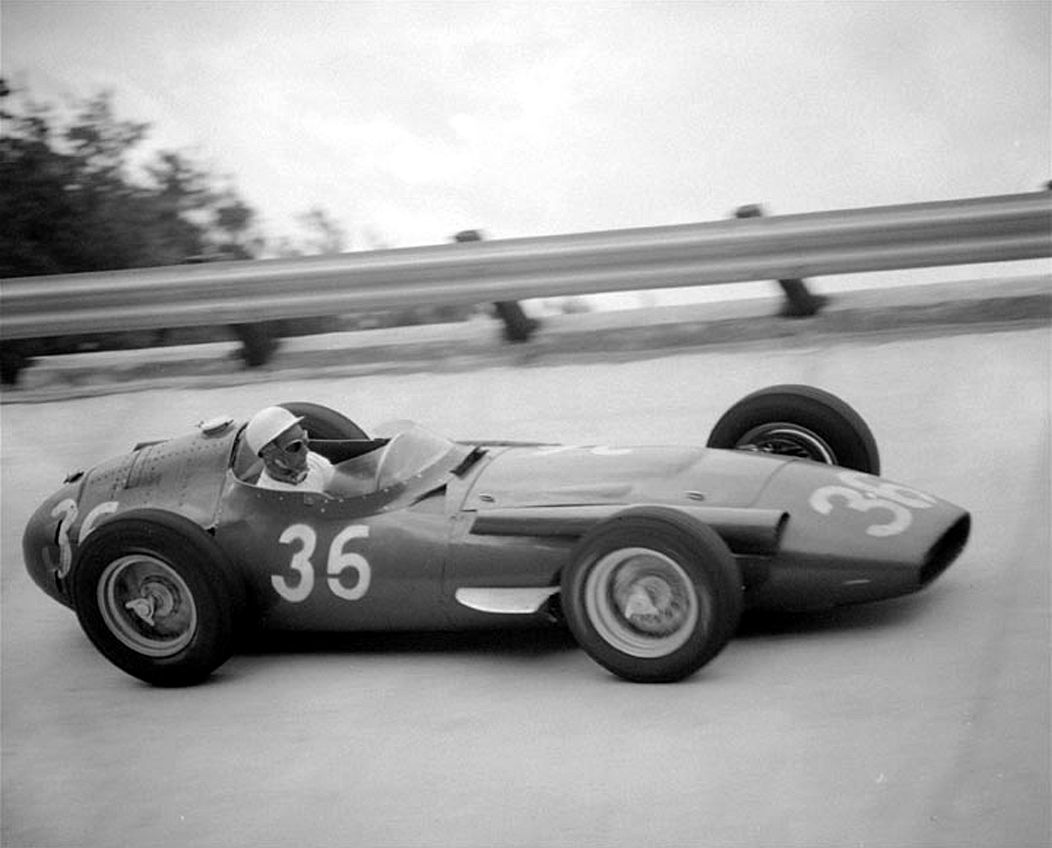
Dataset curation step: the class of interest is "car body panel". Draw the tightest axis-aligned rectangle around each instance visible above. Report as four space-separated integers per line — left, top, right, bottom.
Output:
22 426 237 603
88 428 233 527
23 417 971 635
746 461 970 608
459 444 783 510
215 478 453 630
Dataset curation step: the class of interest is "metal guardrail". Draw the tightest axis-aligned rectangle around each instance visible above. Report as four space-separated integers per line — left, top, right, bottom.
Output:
1 190 1050 341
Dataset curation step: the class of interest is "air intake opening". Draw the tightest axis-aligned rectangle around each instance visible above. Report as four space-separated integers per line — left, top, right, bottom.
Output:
920 514 971 586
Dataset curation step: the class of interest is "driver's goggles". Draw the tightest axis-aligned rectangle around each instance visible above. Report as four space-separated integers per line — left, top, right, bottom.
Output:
276 438 307 455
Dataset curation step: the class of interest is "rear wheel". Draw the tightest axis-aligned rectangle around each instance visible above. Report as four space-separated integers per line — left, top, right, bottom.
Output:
561 507 742 683
71 511 244 686
707 384 880 474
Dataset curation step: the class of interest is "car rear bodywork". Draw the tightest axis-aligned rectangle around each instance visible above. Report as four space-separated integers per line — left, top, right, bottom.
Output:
448 442 969 615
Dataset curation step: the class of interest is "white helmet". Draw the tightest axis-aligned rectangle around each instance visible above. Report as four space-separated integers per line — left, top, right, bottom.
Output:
245 407 303 456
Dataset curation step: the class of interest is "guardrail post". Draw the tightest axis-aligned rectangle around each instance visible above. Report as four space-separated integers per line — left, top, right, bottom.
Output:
734 205 829 318
0 344 30 386
186 253 280 366
453 230 541 342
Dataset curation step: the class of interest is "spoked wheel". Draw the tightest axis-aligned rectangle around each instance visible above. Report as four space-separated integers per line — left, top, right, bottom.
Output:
72 511 245 686
732 422 837 464
561 507 742 683
706 384 880 474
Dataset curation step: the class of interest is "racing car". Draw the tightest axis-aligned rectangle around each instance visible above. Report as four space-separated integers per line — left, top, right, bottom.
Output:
23 385 970 686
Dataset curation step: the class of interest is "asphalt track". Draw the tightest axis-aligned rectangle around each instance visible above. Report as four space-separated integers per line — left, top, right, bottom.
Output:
1 325 1049 848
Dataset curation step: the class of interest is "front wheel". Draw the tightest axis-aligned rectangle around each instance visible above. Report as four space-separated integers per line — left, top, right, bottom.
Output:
706 384 880 474
71 511 245 686
561 507 743 683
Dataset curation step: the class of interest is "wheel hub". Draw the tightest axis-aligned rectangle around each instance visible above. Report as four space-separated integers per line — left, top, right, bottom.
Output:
124 578 179 626
615 572 685 636
98 555 197 657
585 548 702 658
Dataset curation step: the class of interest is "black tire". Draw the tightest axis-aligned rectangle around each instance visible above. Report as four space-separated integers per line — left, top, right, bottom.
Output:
560 507 743 683
71 511 245 687
706 384 880 474
278 402 368 440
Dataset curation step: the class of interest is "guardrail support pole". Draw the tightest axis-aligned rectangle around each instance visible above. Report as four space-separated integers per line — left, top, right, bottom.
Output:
187 253 280 367
734 204 829 318
454 229 541 342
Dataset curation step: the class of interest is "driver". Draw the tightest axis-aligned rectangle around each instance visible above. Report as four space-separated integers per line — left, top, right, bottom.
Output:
245 406 335 493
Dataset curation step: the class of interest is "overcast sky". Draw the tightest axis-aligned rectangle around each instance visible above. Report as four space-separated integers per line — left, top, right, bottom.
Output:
2 1 1049 301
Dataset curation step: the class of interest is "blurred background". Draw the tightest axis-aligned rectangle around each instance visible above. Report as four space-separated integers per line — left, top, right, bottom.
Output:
2 1 1049 383
2 5 1050 848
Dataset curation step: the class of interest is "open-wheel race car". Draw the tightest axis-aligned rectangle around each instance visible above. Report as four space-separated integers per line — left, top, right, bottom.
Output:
23 385 971 686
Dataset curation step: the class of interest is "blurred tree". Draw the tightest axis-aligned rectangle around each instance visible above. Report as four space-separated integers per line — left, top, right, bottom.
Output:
0 80 267 383
296 206 348 255
213 193 261 257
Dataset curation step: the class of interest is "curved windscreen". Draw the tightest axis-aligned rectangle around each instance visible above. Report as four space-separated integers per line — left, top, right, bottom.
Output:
374 423 461 490
328 421 467 497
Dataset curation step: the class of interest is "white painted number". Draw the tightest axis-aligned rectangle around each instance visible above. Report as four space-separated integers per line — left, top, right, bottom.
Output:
836 471 938 509
327 525 371 601
810 472 936 538
51 499 120 578
51 499 78 577
273 524 317 602
273 523 372 603
79 501 119 543
810 486 913 537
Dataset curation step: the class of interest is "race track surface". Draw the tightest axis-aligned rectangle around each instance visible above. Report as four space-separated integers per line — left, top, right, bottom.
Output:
2 327 1049 848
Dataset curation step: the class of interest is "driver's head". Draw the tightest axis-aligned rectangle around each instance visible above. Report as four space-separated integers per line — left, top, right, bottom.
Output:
245 406 310 484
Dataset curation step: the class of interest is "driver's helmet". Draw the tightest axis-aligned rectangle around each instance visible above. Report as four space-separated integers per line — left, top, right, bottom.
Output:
245 407 303 456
